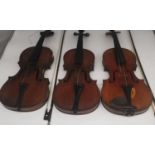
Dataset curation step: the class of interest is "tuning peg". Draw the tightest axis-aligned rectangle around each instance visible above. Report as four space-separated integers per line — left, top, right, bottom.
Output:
84 33 89 37
74 30 89 37
106 30 121 36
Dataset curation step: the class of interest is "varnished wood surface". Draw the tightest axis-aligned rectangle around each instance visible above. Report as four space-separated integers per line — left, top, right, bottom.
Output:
0 30 155 124
51 30 155 125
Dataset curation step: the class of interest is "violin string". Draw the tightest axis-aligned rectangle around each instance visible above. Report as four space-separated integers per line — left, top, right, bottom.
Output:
20 66 29 83
76 32 84 86
112 31 129 89
114 32 129 88
76 68 81 85
123 66 129 86
129 30 155 114
114 32 131 106
119 64 128 87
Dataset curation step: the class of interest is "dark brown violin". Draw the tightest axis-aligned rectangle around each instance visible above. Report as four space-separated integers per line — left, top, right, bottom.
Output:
101 30 152 116
0 30 54 111
53 30 100 114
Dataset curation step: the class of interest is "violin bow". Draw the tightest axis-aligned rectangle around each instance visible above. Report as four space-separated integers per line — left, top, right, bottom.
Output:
44 30 66 125
129 30 155 115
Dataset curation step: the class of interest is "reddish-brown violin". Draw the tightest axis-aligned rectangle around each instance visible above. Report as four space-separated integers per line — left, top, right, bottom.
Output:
0 30 54 111
53 30 100 114
101 30 152 116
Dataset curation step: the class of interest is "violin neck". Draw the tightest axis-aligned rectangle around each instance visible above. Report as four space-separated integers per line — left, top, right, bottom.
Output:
111 31 126 65
75 33 83 65
29 35 45 64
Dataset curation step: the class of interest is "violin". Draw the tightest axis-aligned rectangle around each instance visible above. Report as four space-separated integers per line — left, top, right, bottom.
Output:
53 30 100 114
101 30 152 116
0 30 54 111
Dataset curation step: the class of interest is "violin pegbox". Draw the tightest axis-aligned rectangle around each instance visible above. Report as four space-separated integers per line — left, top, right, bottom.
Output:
40 30 54 38
74 30 89 37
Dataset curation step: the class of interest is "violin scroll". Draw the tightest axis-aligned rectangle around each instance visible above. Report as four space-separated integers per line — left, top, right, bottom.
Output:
40 30 54 37
74 30 89 37
106 30 120 36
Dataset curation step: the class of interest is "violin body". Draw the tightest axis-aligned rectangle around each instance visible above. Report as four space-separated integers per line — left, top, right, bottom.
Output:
63 49 94 71
19 47 53 69
101 31 152 116
0 72 50 111
102 48 152 115
53 31 100 114
53 48 100 114
0 31 54 111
